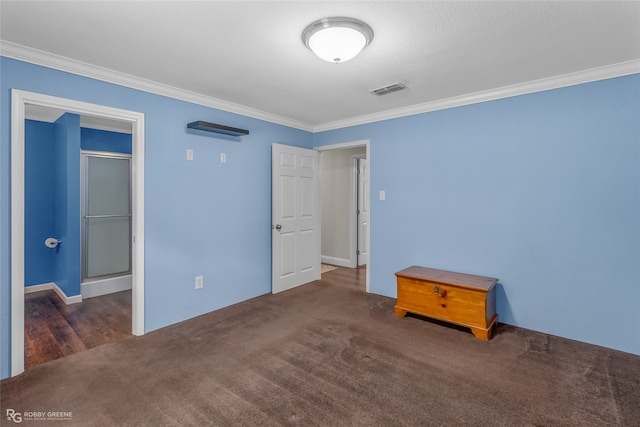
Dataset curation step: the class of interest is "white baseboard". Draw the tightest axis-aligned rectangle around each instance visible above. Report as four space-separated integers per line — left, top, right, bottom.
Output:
321 256 353 268
82 275 132 299
24 282 82 305
56 283 82 304
24 282 56 294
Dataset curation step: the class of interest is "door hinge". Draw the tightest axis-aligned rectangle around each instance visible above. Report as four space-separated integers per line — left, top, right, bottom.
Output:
357 250 360 255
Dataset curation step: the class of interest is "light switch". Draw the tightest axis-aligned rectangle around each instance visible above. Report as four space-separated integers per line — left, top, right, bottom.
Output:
186 149 194 161
379 190 386 201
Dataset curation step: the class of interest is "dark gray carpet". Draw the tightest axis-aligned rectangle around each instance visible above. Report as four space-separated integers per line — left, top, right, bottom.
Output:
2 273 639 426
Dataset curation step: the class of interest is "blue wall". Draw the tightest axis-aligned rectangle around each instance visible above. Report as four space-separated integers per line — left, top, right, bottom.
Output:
314 74 640 355
24 120 56 286
2 55 638 378
81 127 131 154
52 113 82 298
24 122 133 290
0 57 314 379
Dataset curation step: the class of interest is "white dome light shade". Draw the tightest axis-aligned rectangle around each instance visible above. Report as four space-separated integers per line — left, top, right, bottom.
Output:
303 17 373 64
309 27 366 63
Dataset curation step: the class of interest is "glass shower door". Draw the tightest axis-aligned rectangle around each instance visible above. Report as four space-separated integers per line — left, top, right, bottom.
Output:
82 152 131 282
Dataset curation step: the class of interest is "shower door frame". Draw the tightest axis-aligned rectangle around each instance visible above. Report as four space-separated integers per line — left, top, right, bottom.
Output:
81 150 133 283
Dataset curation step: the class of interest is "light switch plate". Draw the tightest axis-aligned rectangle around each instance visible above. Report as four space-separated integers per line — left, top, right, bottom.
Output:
379 190 386 201
186 149 194 161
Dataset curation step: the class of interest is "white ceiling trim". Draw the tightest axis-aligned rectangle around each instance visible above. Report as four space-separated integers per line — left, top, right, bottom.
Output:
2 41 638 134
24 106 64 123
0 41 314 132
314 60 640 133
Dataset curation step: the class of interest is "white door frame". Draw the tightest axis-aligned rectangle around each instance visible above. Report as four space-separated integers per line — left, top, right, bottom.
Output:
315 140 370 293
352 154 368 266
10 89 145 377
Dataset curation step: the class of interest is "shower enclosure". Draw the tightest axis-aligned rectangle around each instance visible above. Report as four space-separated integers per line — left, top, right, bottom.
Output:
81 151 132 296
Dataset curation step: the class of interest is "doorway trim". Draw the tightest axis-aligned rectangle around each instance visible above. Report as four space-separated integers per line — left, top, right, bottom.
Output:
11 89 145 377
315 139 370 293
352 153 368 267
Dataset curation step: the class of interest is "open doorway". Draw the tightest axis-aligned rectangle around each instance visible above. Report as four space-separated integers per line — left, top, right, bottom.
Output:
10 89 145 377
316 140 371 293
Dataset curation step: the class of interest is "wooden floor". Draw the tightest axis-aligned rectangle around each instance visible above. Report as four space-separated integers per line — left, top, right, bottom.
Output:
24 289 132 368
321 265 366 291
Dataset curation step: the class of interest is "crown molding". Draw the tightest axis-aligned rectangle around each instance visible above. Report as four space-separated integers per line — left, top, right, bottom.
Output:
0 41 314 132
25 106 64 123
3 40 637 135
313 60 640 133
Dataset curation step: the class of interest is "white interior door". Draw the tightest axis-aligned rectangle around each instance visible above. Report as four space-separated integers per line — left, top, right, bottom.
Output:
357 158 369 266
272 143 320 293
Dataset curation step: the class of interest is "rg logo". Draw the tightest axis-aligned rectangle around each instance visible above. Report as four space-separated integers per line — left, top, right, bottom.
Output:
6 409 22 423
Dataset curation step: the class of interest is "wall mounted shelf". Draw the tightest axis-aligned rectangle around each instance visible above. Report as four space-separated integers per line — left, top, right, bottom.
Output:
187 121 249 137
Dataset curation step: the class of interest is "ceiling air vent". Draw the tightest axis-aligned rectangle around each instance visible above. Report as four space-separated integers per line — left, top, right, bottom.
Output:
370 82 406 96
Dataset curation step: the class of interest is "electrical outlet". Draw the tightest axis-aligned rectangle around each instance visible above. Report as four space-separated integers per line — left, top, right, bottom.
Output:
220 152 227 163
186 149 194 161
195 275 204 289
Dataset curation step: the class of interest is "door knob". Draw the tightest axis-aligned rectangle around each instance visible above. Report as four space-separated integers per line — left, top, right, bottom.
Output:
274 224 282 231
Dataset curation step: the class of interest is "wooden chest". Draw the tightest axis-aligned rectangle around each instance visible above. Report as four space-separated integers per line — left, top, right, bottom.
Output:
395 266 498 340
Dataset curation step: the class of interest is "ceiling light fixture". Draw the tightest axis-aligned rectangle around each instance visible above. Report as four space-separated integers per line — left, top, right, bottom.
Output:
302 17 373 64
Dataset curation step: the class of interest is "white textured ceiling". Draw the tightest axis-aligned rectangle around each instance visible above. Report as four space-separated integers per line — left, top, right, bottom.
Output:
1 1 639 130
